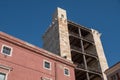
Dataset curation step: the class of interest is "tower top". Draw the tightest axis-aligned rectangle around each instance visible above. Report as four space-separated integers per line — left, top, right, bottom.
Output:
52 7 67 22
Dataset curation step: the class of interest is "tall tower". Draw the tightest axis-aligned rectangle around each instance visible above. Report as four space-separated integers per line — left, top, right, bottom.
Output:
92 29 108 80
43 7 108 80
43 7 71 60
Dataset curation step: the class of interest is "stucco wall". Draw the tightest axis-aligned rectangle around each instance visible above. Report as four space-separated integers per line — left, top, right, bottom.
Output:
0 33 75 80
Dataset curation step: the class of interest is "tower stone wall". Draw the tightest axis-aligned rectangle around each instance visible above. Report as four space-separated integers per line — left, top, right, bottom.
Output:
43 7 71 61
92 29 109 80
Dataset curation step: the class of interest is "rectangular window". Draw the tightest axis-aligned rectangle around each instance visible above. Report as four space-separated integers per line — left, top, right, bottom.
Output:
0 73 6 80
111 75 117 80
43 60 51 70
64 68 70 76
1 45 12 56
116 73 120 80
41 77 52 80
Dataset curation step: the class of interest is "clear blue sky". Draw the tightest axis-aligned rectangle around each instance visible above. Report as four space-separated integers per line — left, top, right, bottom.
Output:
0 0 120 67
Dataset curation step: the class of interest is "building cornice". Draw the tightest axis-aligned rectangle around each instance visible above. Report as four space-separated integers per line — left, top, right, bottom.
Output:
104 62 120 75
0 31 74 67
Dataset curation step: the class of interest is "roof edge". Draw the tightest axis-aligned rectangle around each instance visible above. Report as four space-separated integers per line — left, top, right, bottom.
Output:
0 31 74 67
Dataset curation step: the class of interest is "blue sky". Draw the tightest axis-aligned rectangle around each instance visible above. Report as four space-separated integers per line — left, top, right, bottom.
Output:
0 0 120 67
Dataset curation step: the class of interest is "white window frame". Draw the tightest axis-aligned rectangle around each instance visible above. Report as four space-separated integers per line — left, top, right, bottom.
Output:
43 60 51 70
64 67 70 76
1 45 13 56
41 77 52 80
0 72 8 80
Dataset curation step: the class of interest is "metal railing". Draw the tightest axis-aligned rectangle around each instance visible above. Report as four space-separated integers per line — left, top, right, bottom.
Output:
85 50 97 57
71 45 82 52
69 31 79 37
81 35 94 43
87 66 101 73
74 63 85 69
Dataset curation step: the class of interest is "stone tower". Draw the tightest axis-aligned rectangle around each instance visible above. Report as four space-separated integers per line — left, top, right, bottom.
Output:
92 29 108 80
43 7 71 61
43 7 108 80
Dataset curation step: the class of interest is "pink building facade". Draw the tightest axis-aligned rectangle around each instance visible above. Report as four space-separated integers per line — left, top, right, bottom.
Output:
0 32 75 80
105 62 120 80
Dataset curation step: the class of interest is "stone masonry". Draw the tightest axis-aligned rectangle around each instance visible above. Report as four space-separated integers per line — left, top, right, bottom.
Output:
43 7 71 61
92 29 109 80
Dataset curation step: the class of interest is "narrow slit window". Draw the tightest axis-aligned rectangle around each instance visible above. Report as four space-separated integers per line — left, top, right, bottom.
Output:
61 14 64 18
